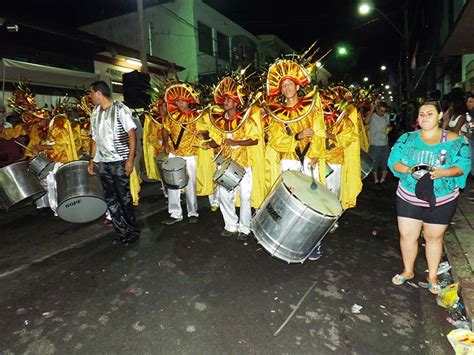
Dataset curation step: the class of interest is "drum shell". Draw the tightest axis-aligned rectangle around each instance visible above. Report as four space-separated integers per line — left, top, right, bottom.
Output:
161 157 188 189
251 174 342 263
56 161 107 223
28 155 54 180
213 159 246 191
360 150 375 180
155 152 168 181
0 161 46 210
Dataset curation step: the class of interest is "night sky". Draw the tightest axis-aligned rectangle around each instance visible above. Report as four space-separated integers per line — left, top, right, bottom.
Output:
2 0 409 84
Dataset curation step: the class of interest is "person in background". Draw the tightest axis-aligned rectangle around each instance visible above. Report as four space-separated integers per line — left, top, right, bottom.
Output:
464 93 474 203
388 99 470 294
364 101 392 184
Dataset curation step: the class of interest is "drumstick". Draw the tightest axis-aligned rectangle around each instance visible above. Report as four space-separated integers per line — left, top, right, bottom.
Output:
213 146 224 162
14 140 38 155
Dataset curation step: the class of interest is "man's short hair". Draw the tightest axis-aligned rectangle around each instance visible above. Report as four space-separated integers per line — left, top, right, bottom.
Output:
377 101 389 110
90 81 111 98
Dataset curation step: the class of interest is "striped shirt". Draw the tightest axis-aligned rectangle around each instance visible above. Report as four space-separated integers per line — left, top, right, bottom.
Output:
396 184 459 207
91 101 136 163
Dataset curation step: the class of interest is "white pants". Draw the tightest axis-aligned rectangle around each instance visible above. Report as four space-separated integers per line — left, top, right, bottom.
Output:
208 188 220 208
218 167 252 234
280 159 341 198
35 162 62 213
167 154 198 219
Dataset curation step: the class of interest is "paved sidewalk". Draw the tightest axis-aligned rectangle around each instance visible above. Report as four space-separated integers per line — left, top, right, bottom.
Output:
444 180 474 328
0 182 167 278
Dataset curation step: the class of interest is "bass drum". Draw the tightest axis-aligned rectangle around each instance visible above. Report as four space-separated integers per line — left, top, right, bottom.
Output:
56 161 107 223
251 170 343 263
360 150 375 180
0 161 46 210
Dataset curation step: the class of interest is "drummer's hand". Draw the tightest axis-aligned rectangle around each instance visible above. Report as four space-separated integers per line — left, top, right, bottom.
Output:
297 128 314 139
87 160 96 176
201 142 212 150
224 138 238 147
430 167 445 180
125 158 134 176
310 157 319 168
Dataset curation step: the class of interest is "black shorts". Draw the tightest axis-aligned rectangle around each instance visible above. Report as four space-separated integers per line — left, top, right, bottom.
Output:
395 195 458 225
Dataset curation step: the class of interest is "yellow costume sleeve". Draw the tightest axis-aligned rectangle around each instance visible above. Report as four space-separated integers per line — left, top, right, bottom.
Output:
246 106 267 208
143 114 161 180
357 110 370 152
25 126 44 159
47 119 79 163
339 106 362 209
268 121 297 153
195 111 216 196
130 168 141 206
1 125 26 140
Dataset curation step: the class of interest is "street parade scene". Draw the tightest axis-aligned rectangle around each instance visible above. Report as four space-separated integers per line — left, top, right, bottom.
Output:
0 0 474 354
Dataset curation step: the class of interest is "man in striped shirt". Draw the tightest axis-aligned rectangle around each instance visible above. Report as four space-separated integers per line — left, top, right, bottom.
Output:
87 81 140 246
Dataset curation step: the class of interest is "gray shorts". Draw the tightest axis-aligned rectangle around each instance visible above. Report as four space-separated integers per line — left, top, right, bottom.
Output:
369 145 390 171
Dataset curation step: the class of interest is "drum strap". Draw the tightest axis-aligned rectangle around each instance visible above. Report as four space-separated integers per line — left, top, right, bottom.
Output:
295 143 310 165
171 127 186 150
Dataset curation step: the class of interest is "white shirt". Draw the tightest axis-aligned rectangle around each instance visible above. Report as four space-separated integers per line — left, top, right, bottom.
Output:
90 101 136 163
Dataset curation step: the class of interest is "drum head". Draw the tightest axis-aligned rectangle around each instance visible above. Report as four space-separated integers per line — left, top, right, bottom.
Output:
162 157 186 170
57 195 107 223
282 170 342 217
156 152 168 164
213 165 225 180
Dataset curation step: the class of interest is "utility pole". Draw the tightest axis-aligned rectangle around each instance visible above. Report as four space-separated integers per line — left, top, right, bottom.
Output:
136 0 149 73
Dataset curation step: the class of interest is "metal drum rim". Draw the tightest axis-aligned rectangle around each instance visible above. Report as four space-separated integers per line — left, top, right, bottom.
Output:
281 180 342 218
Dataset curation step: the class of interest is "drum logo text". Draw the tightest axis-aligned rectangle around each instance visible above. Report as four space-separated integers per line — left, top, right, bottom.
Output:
266 204 281 221
65 199 81 208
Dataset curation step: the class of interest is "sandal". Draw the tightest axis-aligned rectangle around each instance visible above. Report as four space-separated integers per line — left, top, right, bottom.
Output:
428 283 441 295
392 274 413 285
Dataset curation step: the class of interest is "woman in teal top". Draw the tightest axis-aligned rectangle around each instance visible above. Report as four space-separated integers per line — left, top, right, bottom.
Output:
388 100 470 294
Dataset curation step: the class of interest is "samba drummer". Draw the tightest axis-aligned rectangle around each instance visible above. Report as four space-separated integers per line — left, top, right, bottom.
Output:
200 74 265 240
161 82 206 225
318 86 362 209
263 54 327 260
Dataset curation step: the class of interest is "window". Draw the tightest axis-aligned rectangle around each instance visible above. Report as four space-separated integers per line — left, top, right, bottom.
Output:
217 32 229 61
198 22 213 56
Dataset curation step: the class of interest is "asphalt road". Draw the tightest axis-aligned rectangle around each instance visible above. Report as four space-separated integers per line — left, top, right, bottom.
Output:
0 181 453 354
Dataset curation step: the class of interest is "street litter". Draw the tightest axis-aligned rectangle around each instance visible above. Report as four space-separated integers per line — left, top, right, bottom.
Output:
425 261 452 275
418 281 429 289
437 283 459 309
447 329 474 354
351 304 363 314
406 281 419 288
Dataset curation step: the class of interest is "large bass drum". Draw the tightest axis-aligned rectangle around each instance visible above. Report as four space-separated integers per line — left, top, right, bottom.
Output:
56 161 107 223
360 150 375 180
161 157 188 189
251 170 343 263
0 161 46 210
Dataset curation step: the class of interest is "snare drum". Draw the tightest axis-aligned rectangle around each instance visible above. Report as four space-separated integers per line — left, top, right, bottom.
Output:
56 161 107 223
0 161 46 210
251 170 343 263
213 159 246 191
411 163 434 180
28 155 55 180
161 157 188 189
360 150 375 180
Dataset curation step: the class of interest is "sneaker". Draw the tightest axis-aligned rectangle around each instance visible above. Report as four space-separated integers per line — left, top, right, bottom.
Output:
308 246 322 261
237 232 250 241
161 217 183 225
188 216 198 224
221 229 237 237
101 218 113 227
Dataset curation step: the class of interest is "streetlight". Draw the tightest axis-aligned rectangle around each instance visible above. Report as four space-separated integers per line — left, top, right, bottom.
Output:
337 46 348 56
381 65 387 71
385 84 390 89
363 77 369 82
358 3 371 15
316 61 322 68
